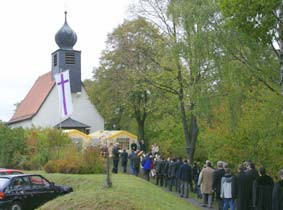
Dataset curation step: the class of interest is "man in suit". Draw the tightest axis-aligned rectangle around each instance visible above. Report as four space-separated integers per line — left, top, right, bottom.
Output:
179 160 192 198
121 149 128 173
213 161 225 210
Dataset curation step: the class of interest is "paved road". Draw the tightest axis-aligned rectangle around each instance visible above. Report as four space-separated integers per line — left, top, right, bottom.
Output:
158 183 217 210
163 188 216 210
131 171 216 209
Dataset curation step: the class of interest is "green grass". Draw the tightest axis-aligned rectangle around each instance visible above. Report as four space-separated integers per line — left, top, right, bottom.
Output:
33 172 200 210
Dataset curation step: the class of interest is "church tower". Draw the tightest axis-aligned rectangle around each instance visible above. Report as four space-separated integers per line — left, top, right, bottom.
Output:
51 11 81 93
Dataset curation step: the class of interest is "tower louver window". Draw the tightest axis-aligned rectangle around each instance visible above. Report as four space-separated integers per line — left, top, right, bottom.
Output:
53 54 57 66
65 52 75 64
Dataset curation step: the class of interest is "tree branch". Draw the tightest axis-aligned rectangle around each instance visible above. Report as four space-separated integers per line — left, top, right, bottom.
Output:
144 78 179 95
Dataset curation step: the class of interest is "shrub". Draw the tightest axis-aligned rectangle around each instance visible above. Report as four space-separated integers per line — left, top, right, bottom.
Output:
43 146 104 174
21 161 33 170
44 159 84 174
44 160 60 173
82 147 104 174
58 160 83 174
21 160 41 170
24 128 72 169
0 125 26 168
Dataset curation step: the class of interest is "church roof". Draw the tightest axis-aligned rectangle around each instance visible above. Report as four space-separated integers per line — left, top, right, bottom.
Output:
54 118 90 128
8 72 55 124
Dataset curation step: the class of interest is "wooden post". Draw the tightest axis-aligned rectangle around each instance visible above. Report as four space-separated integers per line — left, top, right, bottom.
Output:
105 139 112 188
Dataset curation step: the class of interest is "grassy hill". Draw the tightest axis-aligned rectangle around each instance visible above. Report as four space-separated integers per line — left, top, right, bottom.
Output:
36 172 200 210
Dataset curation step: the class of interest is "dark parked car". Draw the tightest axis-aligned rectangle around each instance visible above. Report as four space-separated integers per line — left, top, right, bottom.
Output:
0 174 72 210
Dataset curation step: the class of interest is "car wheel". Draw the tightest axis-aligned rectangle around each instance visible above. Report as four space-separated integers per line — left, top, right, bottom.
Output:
10 201 22 210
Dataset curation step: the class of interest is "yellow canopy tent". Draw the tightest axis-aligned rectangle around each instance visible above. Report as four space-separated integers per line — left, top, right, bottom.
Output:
63 129 92 149
89 130 138 151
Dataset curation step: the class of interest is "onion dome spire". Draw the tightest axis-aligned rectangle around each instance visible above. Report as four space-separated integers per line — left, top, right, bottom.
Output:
55 11 77 49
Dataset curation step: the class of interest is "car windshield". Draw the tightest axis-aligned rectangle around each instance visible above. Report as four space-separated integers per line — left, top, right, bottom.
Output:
0 178 9 190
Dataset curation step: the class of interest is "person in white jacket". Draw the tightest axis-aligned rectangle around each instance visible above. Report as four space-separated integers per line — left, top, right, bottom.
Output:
220 168 236 210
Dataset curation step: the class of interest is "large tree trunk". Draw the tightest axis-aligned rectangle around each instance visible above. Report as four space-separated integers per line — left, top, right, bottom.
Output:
279 40 283 94
176 49 198 162
135 112 147 151
279 51 283 93
179 97 192 161
188 107 199 162
179 96 199 163
133 91 148 150
276 8 283 93
137 119 145 142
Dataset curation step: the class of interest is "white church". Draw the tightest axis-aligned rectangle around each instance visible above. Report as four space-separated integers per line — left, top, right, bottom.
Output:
8 12 104 134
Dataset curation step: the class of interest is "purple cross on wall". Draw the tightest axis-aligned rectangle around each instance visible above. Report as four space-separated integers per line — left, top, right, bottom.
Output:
57 73 69 116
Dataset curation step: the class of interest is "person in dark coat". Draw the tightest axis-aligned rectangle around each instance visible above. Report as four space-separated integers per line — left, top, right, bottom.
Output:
234 164 250 210
133 150 142 176
193 162 200 189
156 156 165 186
192 162 201 198
272 169 283 210
253 166 274 210
129 143 138 175
246 162 258 209
112 144 120 174
213 161 225 210
164 158 170 188
131 142 137 151
129 150 136 175
175 157 183 193
138 140 146 152
169 158 177 191
179 160 192 198
120 149 128 173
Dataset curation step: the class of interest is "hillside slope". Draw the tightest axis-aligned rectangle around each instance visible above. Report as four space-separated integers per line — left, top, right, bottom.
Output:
37 173 200 210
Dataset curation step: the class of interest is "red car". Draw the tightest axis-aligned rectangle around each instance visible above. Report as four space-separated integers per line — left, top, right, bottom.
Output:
0 169 23 175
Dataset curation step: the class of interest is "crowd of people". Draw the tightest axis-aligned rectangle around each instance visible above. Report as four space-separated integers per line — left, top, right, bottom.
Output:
109 142 283 210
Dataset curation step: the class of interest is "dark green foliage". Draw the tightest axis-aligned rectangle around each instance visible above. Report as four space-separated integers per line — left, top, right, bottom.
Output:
219 0 280 44
0 124 26 168
85 1 283 173
85 17 163 147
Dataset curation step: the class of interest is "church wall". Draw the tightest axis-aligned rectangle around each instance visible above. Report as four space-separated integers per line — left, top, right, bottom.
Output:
31 85 104 132
32 86 60 127
71 86 104 133
9 119 33 129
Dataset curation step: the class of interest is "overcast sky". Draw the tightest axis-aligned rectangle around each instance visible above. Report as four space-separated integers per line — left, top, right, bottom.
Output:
0 0 132 122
